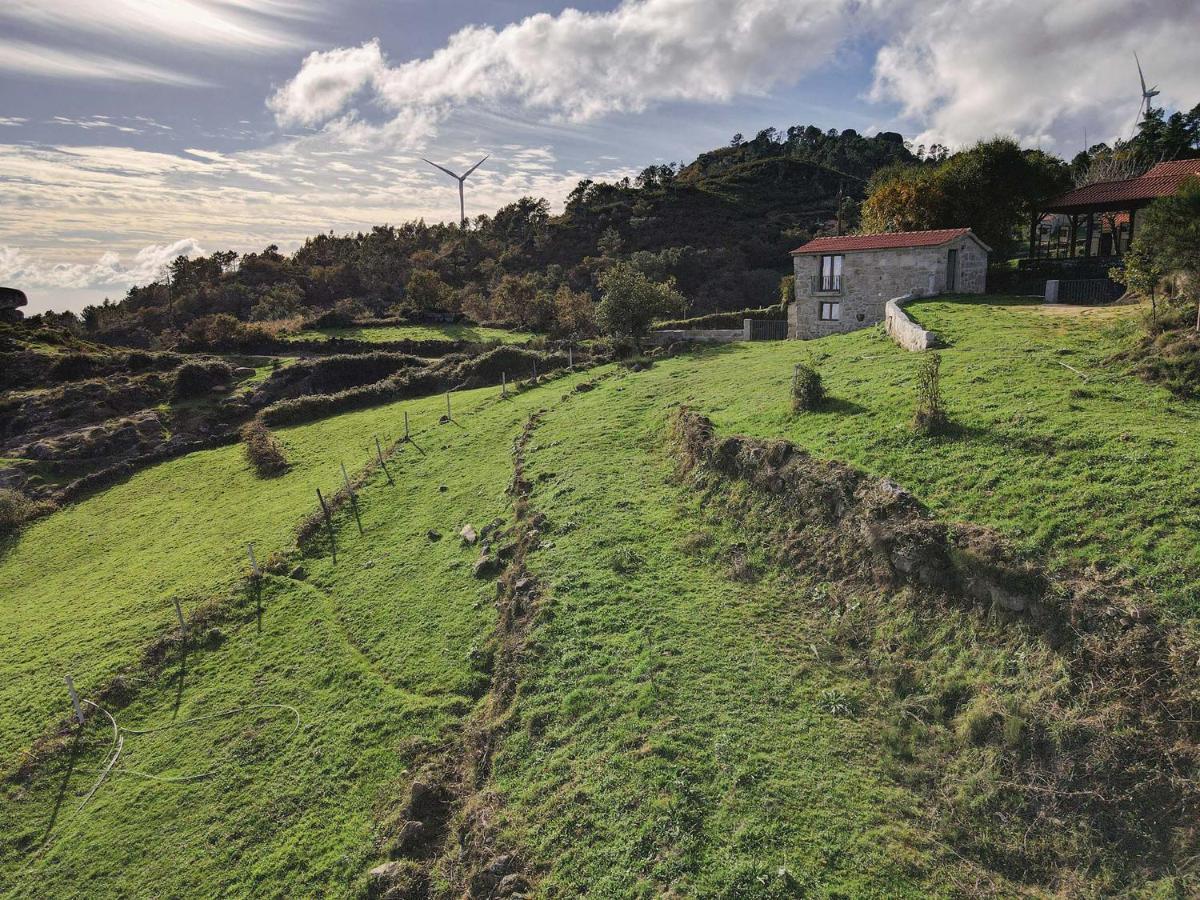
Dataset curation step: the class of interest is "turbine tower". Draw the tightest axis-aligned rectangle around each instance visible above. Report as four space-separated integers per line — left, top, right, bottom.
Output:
421 154 489 227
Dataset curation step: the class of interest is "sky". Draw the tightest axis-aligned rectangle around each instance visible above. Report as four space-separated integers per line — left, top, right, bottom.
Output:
1 0 1197 314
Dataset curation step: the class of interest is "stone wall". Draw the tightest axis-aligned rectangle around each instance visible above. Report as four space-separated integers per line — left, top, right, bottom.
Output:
885 295 939 351
790 234 987 339
646 327 744 345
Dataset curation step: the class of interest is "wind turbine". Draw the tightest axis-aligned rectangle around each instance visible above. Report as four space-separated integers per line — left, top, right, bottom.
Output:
1133 52 1160 128
421 154 489 227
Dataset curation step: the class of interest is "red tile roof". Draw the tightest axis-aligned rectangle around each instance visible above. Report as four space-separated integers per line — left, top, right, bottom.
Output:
1045 159 1200 212
790 227 979 255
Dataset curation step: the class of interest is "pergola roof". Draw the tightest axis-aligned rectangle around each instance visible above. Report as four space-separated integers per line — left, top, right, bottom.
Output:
1044 159 1200 213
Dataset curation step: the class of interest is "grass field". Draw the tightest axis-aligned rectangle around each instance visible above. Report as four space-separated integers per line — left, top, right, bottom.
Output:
3 295 1196 895
286 323 528 344
647 297 1200 614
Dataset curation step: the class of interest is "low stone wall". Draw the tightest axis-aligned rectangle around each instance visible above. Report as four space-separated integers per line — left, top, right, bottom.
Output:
884 294 938 351
646 327 744 345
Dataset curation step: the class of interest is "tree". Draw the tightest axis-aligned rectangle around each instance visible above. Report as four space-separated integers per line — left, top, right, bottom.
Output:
860 138 1070 256
1111 244 1167 326
404 268 449 311
597 226 623 258
1136 175 1200 329
551 285 595 337
595 261 685 349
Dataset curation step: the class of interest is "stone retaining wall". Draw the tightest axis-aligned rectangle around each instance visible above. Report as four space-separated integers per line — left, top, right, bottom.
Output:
884 294 939 351
646 327 745 345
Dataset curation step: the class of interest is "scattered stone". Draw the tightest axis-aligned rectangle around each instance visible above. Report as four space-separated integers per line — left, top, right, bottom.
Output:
367 860 415 896
469 854 518 898
439 414 451 425
473 554 499 578
392 819 425 852
461 524 478 544
439 484 448 493
289 565 307 580
362 560 375 570
427 529 442 541
513 576 533 593
496 873 530 897
232 366 256 378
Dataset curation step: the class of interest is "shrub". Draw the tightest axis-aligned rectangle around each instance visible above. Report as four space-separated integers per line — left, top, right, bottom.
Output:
49 352 97 381
0 488 54 539
306 299 365 329
791 363 824 412
240 419 289 476
912 352 949 434
172 360 233 399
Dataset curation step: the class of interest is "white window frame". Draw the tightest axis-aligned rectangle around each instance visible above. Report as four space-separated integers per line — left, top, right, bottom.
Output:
818 254 843 292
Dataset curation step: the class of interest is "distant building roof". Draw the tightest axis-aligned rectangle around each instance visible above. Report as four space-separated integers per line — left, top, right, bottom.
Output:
1045 159 1200 212
790 227 985 255
0 287 27 309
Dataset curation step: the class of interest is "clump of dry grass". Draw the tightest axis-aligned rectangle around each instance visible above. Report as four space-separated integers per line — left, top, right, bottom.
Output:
240 419 290 477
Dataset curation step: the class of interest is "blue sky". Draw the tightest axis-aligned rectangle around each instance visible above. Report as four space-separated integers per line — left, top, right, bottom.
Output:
2 0 1196 313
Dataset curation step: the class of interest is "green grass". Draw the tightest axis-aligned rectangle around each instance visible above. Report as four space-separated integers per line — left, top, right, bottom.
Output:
1 371 594 895
633 297 1200 613
3 295 1197 895
286 323 529 345
486 374 948 896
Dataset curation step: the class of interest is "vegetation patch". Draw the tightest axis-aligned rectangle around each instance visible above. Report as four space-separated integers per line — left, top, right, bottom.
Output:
240 419 290 477
670 406 1200 891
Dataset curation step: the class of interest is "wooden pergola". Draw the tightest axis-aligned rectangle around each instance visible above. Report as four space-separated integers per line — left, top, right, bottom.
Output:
1032 159 1200 260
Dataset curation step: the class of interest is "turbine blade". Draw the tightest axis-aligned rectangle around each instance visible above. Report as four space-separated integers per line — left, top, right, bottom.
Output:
461 154 490 179
422 158 462 180
1135 52 1147 94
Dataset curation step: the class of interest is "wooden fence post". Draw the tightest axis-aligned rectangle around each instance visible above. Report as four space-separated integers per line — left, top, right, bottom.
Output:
173 597 187 637
65 674 84 725
341 463 364 535
317 487 336 564
376 436 394 485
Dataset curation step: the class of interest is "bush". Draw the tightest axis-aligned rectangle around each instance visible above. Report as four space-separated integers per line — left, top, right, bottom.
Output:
912 352 949 434
49 352 97 381
240 419 290 476
172 360 233 399
791 363 824 412
305 299 365 329
0 488 54 539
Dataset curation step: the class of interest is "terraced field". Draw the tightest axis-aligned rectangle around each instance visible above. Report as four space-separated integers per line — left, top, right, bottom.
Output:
4 297 1197 897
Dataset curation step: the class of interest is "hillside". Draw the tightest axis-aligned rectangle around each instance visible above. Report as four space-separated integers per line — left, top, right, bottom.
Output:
3 298 1199 896
36 126 914 350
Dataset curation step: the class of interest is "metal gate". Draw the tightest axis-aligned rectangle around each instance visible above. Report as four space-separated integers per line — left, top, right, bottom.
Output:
1058 278 1125 304
747 319 789 340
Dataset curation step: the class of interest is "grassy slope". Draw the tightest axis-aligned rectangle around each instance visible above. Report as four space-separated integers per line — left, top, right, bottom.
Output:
1 372 593 895
3 296 1194 896
287 323 527 344
657 297 1199 613
490 375 945 897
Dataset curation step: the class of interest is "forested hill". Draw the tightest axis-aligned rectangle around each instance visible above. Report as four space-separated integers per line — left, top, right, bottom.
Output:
55 126 915 348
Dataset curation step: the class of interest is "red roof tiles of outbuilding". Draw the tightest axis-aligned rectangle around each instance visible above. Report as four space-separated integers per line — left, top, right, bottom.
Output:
1045 159 1200 211
790 227 977 255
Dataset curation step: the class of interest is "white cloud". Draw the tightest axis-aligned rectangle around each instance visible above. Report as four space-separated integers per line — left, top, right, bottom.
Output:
870 0 1200 151
0 117 27 127
269 1 869 133
0 39 210 86
1 0 311 52
270 0 1198 155
269 40 387 126
0 239 204 290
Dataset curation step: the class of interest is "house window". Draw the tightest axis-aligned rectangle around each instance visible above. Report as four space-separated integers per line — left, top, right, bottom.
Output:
818 254 843 292
819 301 840 321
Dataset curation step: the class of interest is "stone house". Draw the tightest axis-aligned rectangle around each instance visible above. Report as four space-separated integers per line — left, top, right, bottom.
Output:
788 228 989 339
